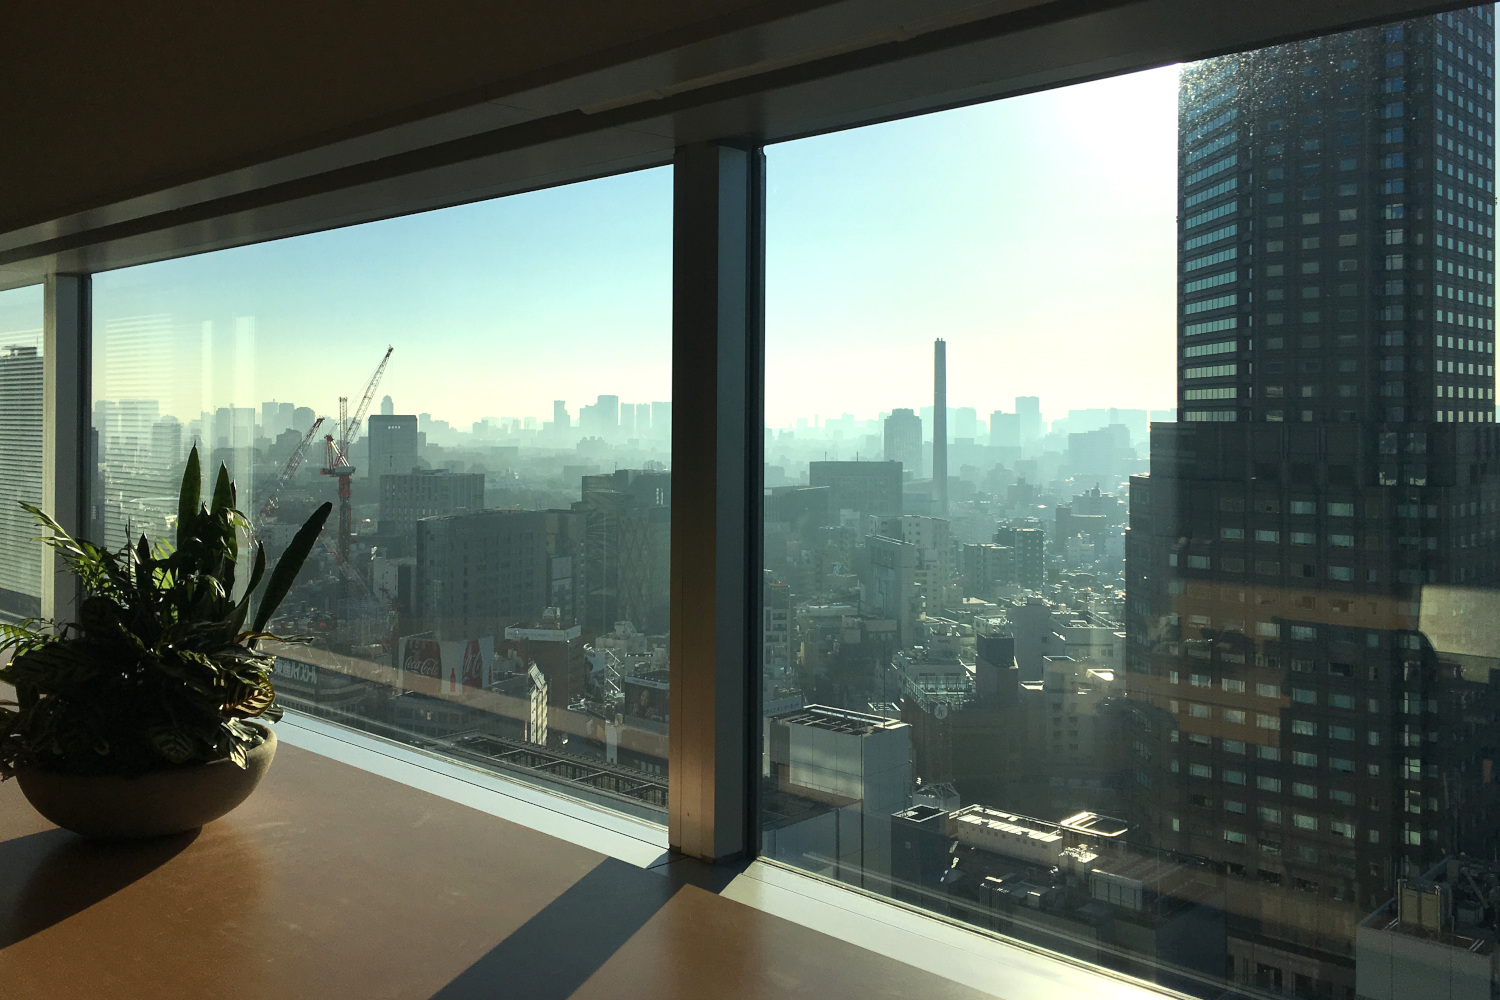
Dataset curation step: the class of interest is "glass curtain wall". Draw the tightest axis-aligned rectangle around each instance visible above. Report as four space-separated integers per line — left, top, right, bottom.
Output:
761 6 1500 998
0 285 44 619
91 169 674 822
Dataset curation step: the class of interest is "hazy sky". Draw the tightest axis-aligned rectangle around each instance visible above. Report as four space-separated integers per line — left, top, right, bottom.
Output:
78 62 1183 432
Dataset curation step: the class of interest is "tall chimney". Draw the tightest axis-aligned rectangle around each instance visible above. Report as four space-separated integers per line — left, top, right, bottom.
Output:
934 338 947 512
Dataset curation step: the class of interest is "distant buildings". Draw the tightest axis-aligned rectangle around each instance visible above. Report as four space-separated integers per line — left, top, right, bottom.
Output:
883 409 923 481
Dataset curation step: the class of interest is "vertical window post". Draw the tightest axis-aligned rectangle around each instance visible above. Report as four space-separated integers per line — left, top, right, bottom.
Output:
668 142 765 861
41 274 90 623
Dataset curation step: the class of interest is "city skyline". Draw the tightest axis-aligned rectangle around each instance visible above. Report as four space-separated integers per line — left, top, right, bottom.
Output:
59 65 1189 430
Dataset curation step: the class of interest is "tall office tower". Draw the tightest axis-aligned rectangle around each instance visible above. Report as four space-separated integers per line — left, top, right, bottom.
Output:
1015 396 1042 447
933 339 948 510
293 405 316 435
1125 11 1500 996
883 408 923 479
414 509 549 641
954 406 977 441
380 394 394 416
553 400 570 430
367 414 420 479
651 401 671 439
573 470 671 635
0 345 43 616
990 410 1020 448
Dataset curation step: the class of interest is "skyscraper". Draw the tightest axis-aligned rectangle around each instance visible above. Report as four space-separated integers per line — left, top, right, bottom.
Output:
933 339 948 511
1015 396 1042 448
1125 10 1500 995
367 413 420 480
0 344 43 616
883 408 922 480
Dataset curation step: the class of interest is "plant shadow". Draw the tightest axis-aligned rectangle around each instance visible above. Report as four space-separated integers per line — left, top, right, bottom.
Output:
0 826 198 950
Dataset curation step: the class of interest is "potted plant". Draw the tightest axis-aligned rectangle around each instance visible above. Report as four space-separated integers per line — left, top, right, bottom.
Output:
0 446 331 838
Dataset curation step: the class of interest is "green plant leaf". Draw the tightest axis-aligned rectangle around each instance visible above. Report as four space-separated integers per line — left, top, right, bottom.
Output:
149 726 197 764
176 446 201 549
211 463 234 518
251 502 331 633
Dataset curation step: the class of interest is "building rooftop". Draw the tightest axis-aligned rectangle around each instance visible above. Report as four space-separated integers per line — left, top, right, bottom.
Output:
770 704 907 736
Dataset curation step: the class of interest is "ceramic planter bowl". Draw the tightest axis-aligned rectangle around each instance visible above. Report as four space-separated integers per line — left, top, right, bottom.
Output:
15 724 277 840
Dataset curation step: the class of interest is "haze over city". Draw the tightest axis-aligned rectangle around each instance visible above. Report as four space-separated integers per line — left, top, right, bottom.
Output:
64 66 1185 431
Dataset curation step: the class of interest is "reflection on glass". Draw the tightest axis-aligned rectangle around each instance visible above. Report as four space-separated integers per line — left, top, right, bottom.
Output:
763 8 1500 998
0 284 44 619
91 169 673 821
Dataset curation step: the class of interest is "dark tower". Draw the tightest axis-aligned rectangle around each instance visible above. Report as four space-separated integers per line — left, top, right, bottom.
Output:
933 338 948 511
1124 9 1500 996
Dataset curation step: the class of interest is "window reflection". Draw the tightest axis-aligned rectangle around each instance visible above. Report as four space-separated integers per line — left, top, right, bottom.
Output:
763 7 1500 998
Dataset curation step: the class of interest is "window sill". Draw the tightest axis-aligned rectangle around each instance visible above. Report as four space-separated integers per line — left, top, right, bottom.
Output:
283 712 1184 1000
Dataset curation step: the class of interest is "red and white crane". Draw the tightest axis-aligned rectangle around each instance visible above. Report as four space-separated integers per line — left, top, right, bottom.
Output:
321 346 394 569
255 415 325 526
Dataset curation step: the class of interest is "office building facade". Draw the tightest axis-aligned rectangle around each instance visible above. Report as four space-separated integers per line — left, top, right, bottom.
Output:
1125 10 1500 995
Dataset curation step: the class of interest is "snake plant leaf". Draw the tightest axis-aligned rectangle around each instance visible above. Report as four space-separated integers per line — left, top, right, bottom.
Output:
225 542 267 640
252 501 332 634
176 447 201 549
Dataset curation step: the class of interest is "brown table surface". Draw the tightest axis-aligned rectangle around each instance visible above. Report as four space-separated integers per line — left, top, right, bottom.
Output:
0 742 992 1000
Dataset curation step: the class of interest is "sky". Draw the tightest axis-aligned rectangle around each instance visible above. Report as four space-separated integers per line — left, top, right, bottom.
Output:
69 61 1185 432
20 9 1500 432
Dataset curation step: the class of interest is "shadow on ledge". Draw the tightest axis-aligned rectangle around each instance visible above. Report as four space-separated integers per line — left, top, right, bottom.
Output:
430 857 683 1000
0 826 198 950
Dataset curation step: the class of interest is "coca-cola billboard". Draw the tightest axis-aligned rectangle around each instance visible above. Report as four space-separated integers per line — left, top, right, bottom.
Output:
399 636 493 698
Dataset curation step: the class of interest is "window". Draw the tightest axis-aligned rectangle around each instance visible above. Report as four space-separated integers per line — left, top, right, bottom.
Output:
0 285 44 619
24 8 1499 1000
93 169 675 822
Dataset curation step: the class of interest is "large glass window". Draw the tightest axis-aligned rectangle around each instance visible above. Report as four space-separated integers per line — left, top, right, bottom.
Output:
762 7 1500 998
0 285 44 620
92 169 673 821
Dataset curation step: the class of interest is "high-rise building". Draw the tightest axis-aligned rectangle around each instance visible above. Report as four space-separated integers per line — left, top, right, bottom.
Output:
378 469 485 547
989 410 1020 448
379 394 394 416
883 408 922 479
367 414 419 480
808 460 902 521
552 400 570 431
954 406 977 441
933 339 948 510
0 344 43 616
415 508 550 641
1125 12 1500 996
1015 396 1042 447
573 469 671 634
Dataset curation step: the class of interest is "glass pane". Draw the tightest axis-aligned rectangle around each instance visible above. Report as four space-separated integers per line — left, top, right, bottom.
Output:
763 7 1500 997
0 284 44 619
93 169 672 822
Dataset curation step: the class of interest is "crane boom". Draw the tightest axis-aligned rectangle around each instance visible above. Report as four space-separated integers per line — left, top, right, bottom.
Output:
256 416 325 524
342 346 394 450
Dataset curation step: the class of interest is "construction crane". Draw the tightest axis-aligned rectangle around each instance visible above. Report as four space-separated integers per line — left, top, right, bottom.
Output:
255 416 325 526
321 346 394 570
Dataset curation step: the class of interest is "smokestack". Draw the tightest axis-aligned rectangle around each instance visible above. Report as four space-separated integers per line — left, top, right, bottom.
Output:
934 338 947 512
